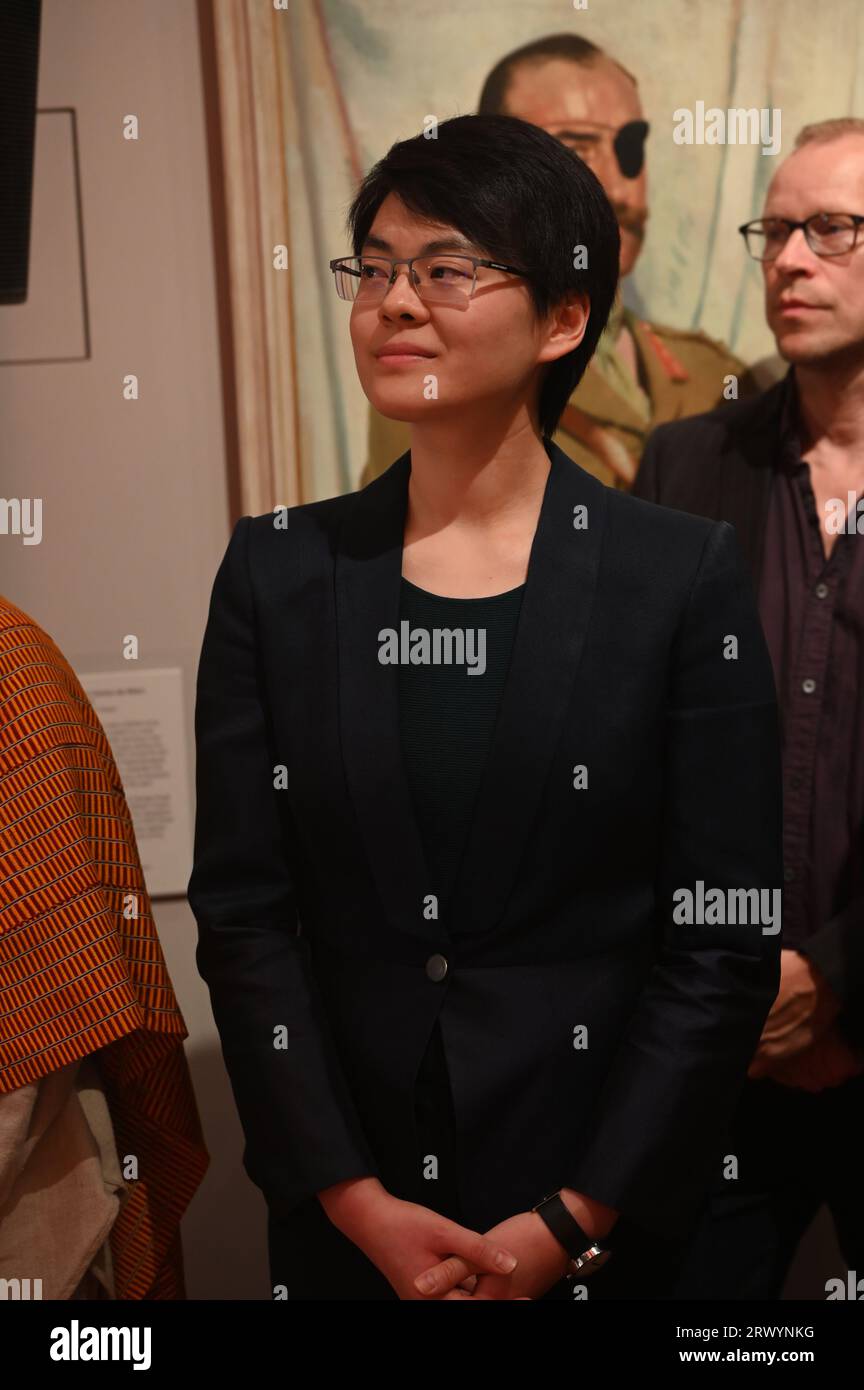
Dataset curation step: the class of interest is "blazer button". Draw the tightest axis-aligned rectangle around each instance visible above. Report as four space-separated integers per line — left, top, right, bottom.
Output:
425 953 448 982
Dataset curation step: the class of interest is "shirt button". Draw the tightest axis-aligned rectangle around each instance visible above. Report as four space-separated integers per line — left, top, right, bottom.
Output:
802 678 816 694
815 582 829 599
425 954 448 982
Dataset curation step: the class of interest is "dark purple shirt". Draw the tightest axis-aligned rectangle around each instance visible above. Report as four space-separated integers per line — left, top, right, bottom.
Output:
757 372 864 1034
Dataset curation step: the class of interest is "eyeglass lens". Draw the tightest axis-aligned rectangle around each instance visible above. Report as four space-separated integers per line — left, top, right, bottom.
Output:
336 256 476 302
746 214 859 259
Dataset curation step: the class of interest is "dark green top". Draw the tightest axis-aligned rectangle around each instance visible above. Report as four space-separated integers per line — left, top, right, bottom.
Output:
396 576 526 922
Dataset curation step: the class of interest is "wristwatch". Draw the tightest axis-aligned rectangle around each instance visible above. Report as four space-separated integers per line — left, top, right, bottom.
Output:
531 1191 613 1279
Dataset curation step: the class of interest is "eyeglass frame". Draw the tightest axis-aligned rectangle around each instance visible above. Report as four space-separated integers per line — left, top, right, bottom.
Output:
738 213 864 261
328 253 532 303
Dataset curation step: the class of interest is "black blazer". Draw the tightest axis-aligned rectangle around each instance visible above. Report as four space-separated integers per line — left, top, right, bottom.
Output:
633 373 864 1048
187 438 783 1248
632 376 785 588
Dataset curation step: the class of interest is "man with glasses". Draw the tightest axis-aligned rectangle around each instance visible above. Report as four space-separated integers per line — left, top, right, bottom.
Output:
633 118 864 1300
359 32 750 491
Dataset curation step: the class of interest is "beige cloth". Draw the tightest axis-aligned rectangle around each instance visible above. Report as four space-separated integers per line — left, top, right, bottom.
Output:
0 1056 129 1300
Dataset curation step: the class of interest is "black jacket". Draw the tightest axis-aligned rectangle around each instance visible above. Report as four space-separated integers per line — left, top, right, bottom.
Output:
187 438 783 1244
633 376 864 1048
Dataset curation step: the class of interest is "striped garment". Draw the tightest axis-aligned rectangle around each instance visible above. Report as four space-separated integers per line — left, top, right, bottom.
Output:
0 595 209 1298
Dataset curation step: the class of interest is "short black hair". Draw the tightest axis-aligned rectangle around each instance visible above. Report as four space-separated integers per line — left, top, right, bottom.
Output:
345 114 620 440
478 32 638 115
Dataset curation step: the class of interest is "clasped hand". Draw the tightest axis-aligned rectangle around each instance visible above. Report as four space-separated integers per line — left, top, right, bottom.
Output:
748 949 864 1089
411 1207 574 1299
326 1177 617 1299
324 1178 579 1299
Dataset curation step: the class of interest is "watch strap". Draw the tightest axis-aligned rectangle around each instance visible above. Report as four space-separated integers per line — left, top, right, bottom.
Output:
531 1191 598 1259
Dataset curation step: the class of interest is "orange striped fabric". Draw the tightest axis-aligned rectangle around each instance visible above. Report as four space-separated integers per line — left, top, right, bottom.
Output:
0 595 209 1299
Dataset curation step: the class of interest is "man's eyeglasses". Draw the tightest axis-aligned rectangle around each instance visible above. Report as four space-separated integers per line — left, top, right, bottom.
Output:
739 213 864 261
555 119 650 179
329 255 531 305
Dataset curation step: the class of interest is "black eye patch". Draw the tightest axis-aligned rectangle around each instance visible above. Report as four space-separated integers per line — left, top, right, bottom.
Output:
613 120 650 178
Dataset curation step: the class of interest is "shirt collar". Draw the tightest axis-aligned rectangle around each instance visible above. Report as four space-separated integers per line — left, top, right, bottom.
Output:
604 293 626 343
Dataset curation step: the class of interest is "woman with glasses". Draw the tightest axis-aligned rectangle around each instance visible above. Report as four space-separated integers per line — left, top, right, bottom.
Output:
188 114 783 1301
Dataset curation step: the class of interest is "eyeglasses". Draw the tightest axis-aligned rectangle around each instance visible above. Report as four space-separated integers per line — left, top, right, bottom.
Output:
329 254 531 305
555 119 650 179
739 213 864 261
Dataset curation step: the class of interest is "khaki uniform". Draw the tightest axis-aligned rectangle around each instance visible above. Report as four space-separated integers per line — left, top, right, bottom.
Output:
357 307 754 490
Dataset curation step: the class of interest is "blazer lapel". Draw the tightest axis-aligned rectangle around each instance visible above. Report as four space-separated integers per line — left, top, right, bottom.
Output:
335 451 438 949
335 440 607 946
447 442 607 938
